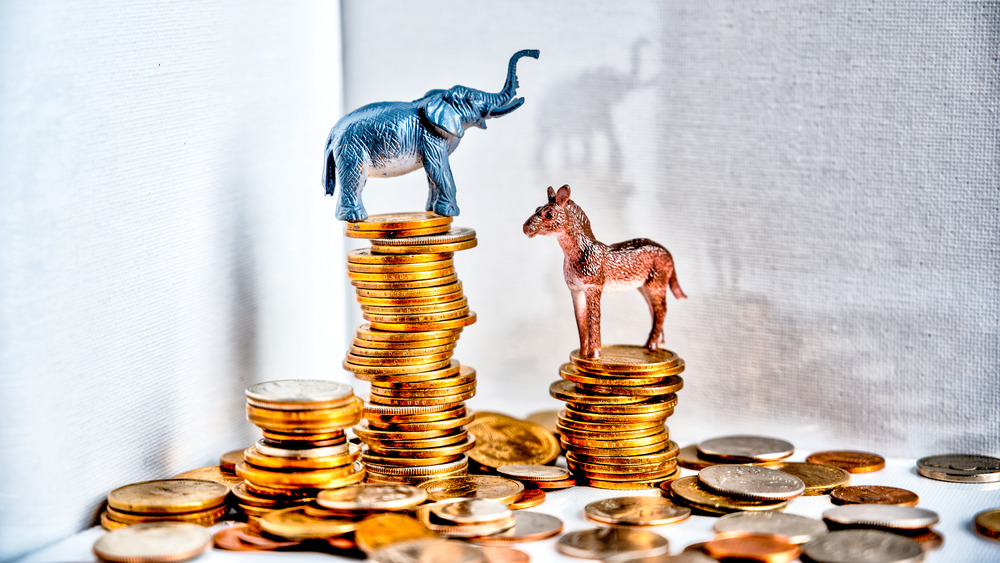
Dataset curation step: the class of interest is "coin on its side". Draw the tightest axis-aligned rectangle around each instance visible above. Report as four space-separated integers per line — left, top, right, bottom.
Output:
557 527 669 560
807 450 885 473
369 538 486 563
468 416 560 468
316 483 427 511
975 508 1000 541
585 496 691 526
916 454 1000 483
801 529 924 563
108 480 229 514
354 513 439 555
822 505 939 530
762 461 850 495
697 435 794 462
830 485 919 507
466 510 564 545
93 522 212 563
698 464 805 500
713 511 827 544
419 475 524 505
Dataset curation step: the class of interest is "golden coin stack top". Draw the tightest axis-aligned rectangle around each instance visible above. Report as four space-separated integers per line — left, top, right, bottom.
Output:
235 379 364 518
549 344 685 489
341 212 479 485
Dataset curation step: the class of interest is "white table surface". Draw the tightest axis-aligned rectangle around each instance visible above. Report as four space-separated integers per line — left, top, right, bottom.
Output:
23 456 1000 562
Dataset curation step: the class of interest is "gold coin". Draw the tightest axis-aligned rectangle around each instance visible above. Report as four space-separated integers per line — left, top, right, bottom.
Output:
236 461 365 488
171 466 243 490
105 504 227 525
806 450 886 474
568 458 676 476
568 396 677 415
364 361 464 384
371 238 478 254
355 419 468 441
246 395 363 420
353 336 461 352
231 482 308 508
566 441 671 459
243 444 360 470
347 248 452 264
368 437 477 459
566 442 679 466
344 358 453 376
562 431 669 450
354 513 440 554
368 390 476 406
585 496 691 526
468 415 560 468
364 306 471 324
558 423 665 441
975 508 1000 541
548 380 647 405
348 266 456 283
574 466 679 483
345 350 454 367
108 480 229 515
350 343 456 358
367 414 474 433
664 476 789 514
570 345 680 373
220 450 246 473
524 410 559 436
363 452 466 467
361 298 468 317
344 212 452 232
354 281 463 299
581 477 671 490
258 507 356 540
419 475 524 505
563 406 672 424
242 480 318 498
557 412 663 433
93 522 212 563
316 484 428 511
352 272 459 290
100 511 129 530
370 226 476 245
577 377 684 397
354 323 461 342
760 461 851 495
556 526 668 559
363 431 470 450
677 444 724 470
371 366 476 391
365 457 469 478
356 290 465 308
368 311 477 332
348 258 454 274
346 224 452 239
560 361 685 386
508 489 547 510
367 404 468 425
370 381 476 399
365 468 468 486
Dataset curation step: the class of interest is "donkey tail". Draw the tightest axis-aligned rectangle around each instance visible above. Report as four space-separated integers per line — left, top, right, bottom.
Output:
669 269 687 300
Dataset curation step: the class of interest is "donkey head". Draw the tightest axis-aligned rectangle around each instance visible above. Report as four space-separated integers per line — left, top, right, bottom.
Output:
523 185 572 237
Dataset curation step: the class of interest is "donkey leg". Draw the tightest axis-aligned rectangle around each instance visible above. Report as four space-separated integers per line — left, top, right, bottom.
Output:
571 289 590 356
584 286 603 358
639 283 667 350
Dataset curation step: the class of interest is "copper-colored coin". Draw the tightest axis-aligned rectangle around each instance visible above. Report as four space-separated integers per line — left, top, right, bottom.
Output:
548 380 648 405
508 488 546 509
212 525 265 552
357 290 466 308
467 415 560 468
171 466 243 490
369 226 474 245
105 504 227 526
234 520 303 548
108 480 229 515
235 460 365 488
345 357 453 376
354 513 440 554
899 528 944 551
348 266 456 283
345 211 453 232
348 257 453 273
467 511 564 545
347 248 452 264
560 362 683 387
419 475 524 505
369 311 477 332
556 527 669 560
350 342 457 358
567 442 679 466
354 281 464 299
354 323 461 342
367 389 475 407
975 507 1000 541
677 444 723 470
577 377 684 397
219 450 246 473
100 511 129 530
703 533 800 563
830 485 919 506
479 545 530 563
93 522 212 563
346 224 452 239
761 461 850 495
664 476 788 514
807 450 886 473
570 345 680 373
585 496 691 526
533 476 578 490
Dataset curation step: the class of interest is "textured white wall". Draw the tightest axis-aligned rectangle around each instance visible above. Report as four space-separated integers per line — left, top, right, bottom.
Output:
0 2 344 559
341 1 999 457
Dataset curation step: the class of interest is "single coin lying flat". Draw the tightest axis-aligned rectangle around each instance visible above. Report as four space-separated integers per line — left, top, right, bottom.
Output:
585 496 691 526
93 522 212 563
916 453 1000 483
698 464 805 500
697 435 794 462
557 527 669 560
801 529 924 563
822 505 940 530
713 511 827 544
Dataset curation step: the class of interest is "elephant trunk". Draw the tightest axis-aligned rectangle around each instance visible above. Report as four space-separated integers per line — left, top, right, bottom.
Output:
487 49 539 116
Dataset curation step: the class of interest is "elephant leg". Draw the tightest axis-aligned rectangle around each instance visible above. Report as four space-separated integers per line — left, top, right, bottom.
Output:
639 282 667 349
335 155 369 221
421 141 460 217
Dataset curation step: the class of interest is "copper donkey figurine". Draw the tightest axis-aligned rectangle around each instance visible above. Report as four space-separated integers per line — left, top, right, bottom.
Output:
523 185 686 359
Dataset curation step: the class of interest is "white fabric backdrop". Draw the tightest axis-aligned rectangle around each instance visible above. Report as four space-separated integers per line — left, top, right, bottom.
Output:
0 2 345 559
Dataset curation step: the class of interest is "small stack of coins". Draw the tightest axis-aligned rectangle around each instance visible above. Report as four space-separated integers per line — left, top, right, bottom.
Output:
664 464 805 515
414 499 516 538
549 345 684 489
234 380 365 518
340 212 479 484
101 480 230 530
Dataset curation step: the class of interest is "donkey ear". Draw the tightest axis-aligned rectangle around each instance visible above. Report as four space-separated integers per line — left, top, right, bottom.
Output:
555 185 571 205
422 94 464 138
546 186 556 202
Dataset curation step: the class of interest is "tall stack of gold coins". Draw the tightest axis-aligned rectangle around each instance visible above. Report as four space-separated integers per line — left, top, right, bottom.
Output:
234 380 365 518
341 212 479 485
549 345 684 489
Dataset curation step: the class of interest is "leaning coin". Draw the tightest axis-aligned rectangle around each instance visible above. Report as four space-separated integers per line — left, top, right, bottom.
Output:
557 527 669 560
466 511 564 545
354 513 440 555
93 522 212 563
801 529 924 563
822 505 939 530
316 483 427 511
807 450 885 473
713 511 827 544
974 508 1000 541
698 435 794 462
369 538 486 563
830 485 919 507
699 464 805 500
916 453 1000 483
703 533 800 563
761 461 850 495
585 496 691 526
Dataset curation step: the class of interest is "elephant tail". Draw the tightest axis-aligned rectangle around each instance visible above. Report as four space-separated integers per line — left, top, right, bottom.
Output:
323 143 337 197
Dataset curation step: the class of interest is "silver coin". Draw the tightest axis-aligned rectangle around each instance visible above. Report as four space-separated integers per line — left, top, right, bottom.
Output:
585 496 691 526
93 522 212 563
697 435 794 461
246 379 353 404
698 464 805 500
254 439 352 458
801 530 924 563
713 511 827 544
431 499 513 525
916 454 1000 483
557 527 669 560
497 464 570 482
606 552 716 563
369 538 486 563
822 505 940 530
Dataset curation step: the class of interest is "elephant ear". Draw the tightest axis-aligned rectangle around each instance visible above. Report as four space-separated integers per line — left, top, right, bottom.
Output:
422 94 464 138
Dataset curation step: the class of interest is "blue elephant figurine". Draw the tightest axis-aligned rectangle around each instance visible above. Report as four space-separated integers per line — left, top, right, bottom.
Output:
323 49 540 221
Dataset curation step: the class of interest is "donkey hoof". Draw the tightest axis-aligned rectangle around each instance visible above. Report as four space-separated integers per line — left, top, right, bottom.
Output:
431 201 460 217
337 205 368 222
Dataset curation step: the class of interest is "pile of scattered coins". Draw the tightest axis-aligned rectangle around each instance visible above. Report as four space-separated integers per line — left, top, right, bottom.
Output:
549 345 684 489
233 380 365 517
341 212 479 484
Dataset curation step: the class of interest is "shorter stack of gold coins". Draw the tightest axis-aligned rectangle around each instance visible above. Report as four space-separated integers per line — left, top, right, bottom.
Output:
101 479 230 530
341 212 479 484
414 499 516 539
549 345 684 489
234 380 365 518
